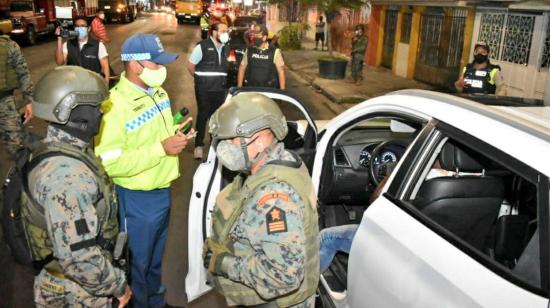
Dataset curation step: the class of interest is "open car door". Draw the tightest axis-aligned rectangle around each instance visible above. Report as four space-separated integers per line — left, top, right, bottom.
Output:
185 88 318 302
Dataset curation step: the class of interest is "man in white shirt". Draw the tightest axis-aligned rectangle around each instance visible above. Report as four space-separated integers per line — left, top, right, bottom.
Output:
55 16 109 82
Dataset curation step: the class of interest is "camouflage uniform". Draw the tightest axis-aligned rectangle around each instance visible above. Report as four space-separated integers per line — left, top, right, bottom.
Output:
27 126 127 307
0 35 33 157
351 35 368 82
216 144 318 308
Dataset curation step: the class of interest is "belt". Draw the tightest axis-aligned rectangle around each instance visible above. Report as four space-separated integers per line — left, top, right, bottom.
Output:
0 90 14 100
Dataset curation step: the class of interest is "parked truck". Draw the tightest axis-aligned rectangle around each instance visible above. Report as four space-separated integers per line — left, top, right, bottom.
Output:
98 0 136 23
55 0 99 25
8 0 56 45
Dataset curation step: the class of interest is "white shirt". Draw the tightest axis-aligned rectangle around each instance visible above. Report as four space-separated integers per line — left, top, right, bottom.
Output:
62 39 108 59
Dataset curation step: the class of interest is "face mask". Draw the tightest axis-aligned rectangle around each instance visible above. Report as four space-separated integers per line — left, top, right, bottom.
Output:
253 38 263 47
76 27 88 39
474 54 488 64
139 65 167 88
219 32 229 44
216 140 247 171
56 105 103 143
355 30 362 36
99 13 105 20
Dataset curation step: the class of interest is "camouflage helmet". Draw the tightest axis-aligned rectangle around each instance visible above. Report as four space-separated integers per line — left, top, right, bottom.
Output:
209 92 287 144
33 66 108 124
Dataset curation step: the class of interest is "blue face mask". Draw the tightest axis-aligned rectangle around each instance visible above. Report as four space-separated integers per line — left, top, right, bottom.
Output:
76 26 88 39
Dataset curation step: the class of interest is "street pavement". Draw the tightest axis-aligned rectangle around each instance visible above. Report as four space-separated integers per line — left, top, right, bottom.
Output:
0 12 337 307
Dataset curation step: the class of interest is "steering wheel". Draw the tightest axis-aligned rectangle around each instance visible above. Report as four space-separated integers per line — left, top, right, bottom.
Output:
368 140 409 186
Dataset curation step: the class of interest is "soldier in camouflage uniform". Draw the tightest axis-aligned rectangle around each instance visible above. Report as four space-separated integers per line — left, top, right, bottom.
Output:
203 93 319 308
351 25 368 85
0 34 33 158
23 66 131 307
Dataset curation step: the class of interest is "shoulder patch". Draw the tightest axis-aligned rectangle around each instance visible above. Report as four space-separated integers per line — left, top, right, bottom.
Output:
266 206 287 234
257 192 290 207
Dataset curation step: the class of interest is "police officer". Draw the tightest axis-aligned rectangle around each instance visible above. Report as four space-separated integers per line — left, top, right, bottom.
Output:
455 42 507 95
0 34 33 159
203 93 319 307
23 66 131 307
55 16 110 83
187 22 230 159
237 25 286 90
351 24 368 85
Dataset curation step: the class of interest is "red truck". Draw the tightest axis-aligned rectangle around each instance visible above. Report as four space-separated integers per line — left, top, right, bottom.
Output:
7 0 98 45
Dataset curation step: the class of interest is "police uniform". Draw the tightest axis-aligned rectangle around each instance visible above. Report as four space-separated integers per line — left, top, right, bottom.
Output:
209 144 319 307
242 46 283 88
24 126 127 307
0 35 33 157
462 63 503 95
351 35 368 82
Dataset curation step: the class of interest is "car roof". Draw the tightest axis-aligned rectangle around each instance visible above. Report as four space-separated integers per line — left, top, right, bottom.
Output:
391 90 550 142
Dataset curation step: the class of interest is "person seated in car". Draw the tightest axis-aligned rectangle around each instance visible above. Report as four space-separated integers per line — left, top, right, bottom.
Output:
319 158 510 273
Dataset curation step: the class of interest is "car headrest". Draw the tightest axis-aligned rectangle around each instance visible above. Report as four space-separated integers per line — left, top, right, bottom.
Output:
439 143 484 172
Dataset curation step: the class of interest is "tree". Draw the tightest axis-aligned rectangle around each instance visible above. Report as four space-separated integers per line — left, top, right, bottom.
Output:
301 0 368 56
267 0 301 23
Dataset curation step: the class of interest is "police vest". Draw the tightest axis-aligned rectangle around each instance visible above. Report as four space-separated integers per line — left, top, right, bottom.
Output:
244 46 279 88
194 39 229 92
0 35 18 92
67 38 102 75
463 63 500 95
209 153 319 307
21 142 119 265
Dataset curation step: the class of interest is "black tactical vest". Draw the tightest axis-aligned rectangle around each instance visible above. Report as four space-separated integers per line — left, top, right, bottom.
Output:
67 38 102 75
194 38 229 92
463 63 500 95
244 46 279 88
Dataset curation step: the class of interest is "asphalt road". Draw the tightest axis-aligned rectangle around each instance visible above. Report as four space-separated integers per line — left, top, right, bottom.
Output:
0 12 336 307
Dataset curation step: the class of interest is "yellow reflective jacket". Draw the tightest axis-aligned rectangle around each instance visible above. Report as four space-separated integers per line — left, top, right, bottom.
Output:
95 73 179 190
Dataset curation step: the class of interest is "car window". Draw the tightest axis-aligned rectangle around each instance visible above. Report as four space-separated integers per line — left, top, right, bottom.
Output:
394 124 548 294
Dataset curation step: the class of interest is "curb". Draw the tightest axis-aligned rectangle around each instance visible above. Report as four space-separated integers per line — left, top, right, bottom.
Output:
286 68 348 115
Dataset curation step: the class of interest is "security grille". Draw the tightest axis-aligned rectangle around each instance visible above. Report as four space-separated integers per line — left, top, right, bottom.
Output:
382 8 399 68
478 13 505 60
540 16 550 68
401 12 412 44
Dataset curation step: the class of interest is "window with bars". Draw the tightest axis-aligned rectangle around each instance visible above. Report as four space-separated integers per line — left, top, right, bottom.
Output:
478 12 535 65
401 12 412 43
540 17 550 68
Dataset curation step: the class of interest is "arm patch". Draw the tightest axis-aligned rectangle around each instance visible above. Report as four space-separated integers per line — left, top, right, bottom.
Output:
266 206 287 234
74 218 90 236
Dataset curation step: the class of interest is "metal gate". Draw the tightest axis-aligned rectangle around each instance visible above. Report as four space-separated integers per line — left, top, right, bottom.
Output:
382 8 399 68
414 8 467 89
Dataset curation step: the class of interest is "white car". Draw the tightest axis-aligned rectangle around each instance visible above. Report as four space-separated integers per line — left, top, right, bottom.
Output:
185 88 550 307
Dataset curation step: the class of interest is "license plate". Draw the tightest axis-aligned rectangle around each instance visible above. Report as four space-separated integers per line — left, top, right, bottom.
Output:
104 5 111 9
185 15 191 18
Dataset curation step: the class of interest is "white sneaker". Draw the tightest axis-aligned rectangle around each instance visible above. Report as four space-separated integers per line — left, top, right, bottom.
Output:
194 147 203 159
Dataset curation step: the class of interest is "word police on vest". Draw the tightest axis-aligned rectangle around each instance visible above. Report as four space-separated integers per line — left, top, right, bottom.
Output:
252 53 269 60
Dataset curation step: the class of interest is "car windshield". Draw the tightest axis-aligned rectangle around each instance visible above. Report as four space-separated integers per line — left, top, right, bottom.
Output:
10 2 33 12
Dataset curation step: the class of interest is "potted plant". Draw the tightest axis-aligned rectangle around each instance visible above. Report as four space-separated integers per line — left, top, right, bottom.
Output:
303 0 369 79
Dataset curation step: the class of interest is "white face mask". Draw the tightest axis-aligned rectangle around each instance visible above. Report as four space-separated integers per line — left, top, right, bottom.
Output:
219 32 229 44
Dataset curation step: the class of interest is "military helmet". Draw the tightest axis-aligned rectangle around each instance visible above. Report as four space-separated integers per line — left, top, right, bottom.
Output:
33 66 108 124
209 92 287 143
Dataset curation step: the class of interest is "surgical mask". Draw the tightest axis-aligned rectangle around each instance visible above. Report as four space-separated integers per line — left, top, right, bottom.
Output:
216 140 247 171
253 38 263 47
474 54 488 64
99 13 105 20
76 27 88 39
219 32 229 44
139 65 167 88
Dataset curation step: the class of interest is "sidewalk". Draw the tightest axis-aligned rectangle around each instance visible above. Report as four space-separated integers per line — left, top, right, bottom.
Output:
283 40 435 113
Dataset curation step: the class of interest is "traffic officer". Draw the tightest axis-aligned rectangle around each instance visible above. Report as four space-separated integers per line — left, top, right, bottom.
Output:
203 93 320 308
455 42 507 95
55 16 110 83
23 66 131 307
237 25 286 90
351 24 368 85
187 22 230 160
95 34 189 308
0 34 33 159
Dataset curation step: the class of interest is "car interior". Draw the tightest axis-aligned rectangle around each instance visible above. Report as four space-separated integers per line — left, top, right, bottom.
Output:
319 118 542 296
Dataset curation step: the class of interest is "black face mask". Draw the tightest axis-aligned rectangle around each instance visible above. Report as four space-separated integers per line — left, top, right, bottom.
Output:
253 38 263 47
55 105 103 143
474 54 488 64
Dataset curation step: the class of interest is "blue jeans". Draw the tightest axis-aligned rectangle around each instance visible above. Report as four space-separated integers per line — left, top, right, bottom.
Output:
116 185 171 308
319 224 359 273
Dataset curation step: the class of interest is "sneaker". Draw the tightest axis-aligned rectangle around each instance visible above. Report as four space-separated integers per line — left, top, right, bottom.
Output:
194 147 203 160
